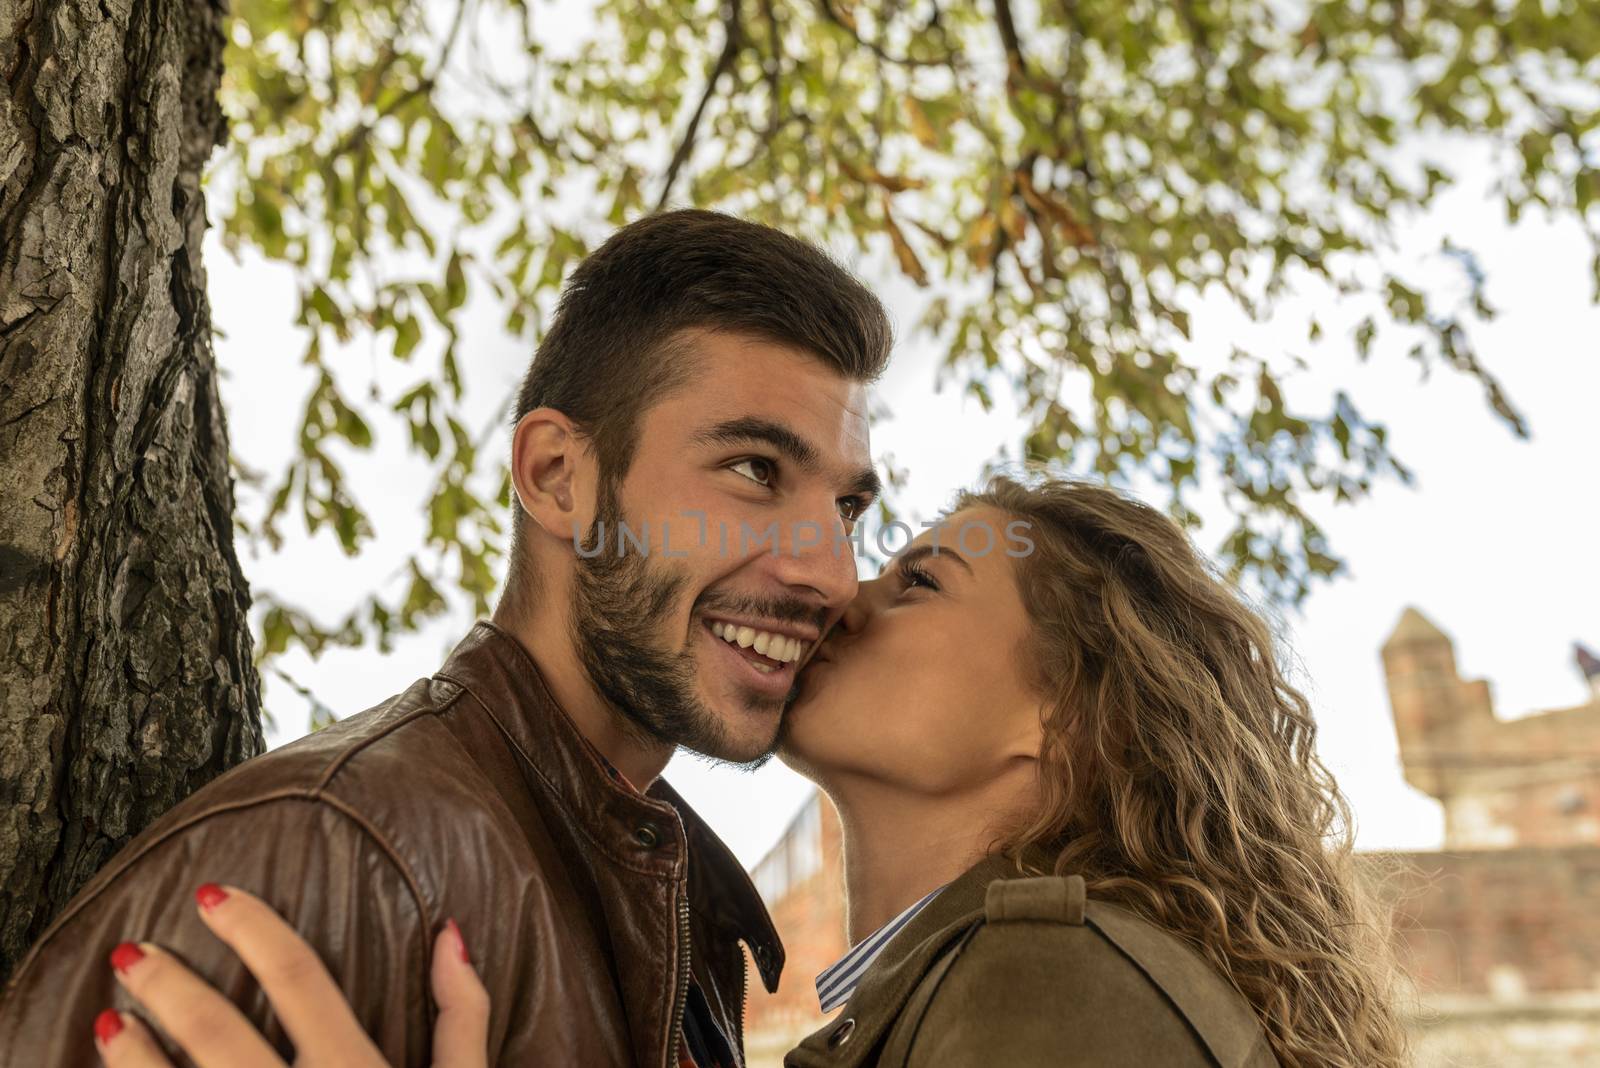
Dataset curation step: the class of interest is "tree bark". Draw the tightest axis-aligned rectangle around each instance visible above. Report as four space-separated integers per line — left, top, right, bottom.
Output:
0 0 263 980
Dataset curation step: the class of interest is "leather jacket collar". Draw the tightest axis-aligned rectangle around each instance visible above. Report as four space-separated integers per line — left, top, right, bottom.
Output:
434 620 785 992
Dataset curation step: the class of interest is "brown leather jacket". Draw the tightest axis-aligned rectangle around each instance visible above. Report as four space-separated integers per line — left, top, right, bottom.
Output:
0 621 783 1067
785 853 1278 1068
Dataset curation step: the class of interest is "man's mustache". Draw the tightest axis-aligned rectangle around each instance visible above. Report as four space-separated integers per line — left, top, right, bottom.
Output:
693 591 827 636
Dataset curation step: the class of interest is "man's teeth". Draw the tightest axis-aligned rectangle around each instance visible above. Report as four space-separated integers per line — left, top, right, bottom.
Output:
709 622 804 664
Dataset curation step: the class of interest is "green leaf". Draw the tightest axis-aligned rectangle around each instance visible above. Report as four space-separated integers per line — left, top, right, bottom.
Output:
445 250 468 311
1354 318 1376 360
393 312 422 361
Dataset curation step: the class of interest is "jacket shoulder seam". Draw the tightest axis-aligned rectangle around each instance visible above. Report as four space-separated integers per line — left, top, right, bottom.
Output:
312 677 467 791
312 791 436 950
906 917 1194 1058
1245 1028 1275 1063
1085 908 1253 1065
6 792 427 992
898 922 983 1067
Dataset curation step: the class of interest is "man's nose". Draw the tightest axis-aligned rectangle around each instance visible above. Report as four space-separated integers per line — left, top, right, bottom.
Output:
766 509 861 613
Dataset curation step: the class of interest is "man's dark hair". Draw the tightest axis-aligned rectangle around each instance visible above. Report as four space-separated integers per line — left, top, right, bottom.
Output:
500 209 893 613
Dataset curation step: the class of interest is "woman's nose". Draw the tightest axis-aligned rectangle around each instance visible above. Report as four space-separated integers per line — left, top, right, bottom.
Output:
835 573 891 634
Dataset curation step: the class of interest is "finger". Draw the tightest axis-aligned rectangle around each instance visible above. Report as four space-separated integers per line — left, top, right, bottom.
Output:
94 1010 174 1068
110 942 283 1068
430 919 491 1068
191 883 377 1058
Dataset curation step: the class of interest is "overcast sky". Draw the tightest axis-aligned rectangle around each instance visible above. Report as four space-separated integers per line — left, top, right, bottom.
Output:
209 136 1599 870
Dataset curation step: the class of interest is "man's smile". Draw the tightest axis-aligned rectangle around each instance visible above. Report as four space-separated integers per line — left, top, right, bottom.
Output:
699 618 814 699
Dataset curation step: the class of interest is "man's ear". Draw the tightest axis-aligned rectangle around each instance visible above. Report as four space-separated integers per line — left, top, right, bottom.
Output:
510 408 598 547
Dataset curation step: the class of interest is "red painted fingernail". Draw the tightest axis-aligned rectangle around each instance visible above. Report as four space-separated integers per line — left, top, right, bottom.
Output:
93 1008 124 1044
109 941 144 975
446 918 470 964
195 883 228 911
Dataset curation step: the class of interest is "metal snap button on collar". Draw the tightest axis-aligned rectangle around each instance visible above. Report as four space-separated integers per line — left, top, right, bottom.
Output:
827 1017 856 1048
634 823 661 848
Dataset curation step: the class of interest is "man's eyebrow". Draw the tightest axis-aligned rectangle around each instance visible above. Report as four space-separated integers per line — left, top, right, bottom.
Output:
694 416 881 501
846 466 882 504
693 417 820 470
884 543 974 577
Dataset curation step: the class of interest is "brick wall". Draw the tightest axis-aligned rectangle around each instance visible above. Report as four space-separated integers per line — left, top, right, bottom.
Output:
746 798 845 1028
743 793 846 1064
1361 847 1600 998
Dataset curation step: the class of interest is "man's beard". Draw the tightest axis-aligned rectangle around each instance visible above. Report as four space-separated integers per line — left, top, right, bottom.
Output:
569 485 796 768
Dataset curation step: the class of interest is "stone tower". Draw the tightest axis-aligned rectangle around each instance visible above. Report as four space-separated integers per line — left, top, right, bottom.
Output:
1381 607 1494 800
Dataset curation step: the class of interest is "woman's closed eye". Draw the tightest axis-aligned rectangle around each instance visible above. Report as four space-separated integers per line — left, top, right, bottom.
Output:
899 562 940 592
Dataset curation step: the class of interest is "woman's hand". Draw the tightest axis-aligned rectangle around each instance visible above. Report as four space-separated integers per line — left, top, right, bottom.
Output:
92 883 489 1068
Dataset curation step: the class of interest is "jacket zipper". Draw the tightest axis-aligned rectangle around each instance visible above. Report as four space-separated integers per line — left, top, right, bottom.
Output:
666 884 691 1067
734 946 749 1067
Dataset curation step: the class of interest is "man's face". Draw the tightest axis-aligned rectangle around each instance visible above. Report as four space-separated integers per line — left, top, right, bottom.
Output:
570 330 876 766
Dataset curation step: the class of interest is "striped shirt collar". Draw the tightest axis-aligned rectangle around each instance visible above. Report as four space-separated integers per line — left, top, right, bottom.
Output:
815 885 946 1013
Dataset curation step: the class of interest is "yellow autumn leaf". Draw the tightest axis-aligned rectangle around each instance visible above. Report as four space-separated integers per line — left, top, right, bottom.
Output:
1015 170 1095 248
968 213 998 270
841 157 927 193
999 198 1027 243
883 198 929 286
904 97 939 149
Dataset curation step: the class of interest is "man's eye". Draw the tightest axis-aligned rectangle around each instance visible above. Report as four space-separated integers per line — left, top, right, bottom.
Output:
729 458 776 486
838 497 867 522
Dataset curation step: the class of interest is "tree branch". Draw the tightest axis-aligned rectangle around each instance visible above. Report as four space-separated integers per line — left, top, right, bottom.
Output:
994 0 1026 81
330 0 473 161
813 0 955 67
761 0 782 133
656 0 744 211
1050 0 1134 316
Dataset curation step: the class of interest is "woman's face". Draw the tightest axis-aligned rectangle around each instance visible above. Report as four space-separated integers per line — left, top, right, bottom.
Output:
779 506 1046 797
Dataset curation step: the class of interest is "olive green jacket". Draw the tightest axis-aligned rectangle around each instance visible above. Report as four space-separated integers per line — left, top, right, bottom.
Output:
785 854 1278 1068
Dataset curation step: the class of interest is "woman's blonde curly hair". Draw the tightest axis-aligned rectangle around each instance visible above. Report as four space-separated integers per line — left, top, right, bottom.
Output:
959 472 1410 1068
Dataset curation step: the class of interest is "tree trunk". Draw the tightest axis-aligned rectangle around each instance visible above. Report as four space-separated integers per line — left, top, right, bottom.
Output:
0 0 264 981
